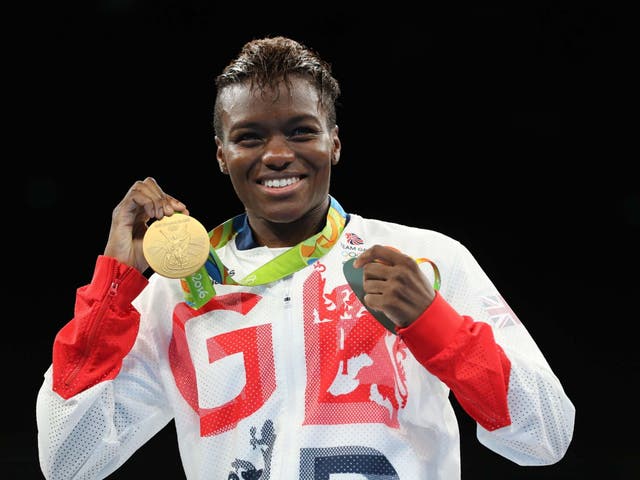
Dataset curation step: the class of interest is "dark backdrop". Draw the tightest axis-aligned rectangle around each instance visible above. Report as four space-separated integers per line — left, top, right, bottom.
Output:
7 4 638 478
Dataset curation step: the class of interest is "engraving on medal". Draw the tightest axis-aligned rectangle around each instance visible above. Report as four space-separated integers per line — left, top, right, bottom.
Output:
143 215 210 278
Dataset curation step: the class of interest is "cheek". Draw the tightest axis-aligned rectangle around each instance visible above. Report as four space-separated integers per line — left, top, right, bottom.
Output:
303 143 335 169
227 168 250 190
223 150 251 174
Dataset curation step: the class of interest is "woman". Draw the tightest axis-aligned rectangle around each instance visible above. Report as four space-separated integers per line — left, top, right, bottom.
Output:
37 36 575 479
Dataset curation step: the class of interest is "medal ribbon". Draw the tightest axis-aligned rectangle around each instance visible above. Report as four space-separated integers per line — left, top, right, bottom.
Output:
415 257 441 291
181 196 347 308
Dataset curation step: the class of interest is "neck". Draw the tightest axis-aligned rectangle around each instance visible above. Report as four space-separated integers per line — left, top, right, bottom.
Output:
247 200 330 248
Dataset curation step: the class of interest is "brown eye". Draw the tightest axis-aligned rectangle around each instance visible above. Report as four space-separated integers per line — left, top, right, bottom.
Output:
289 127 317 139
235 132 262 146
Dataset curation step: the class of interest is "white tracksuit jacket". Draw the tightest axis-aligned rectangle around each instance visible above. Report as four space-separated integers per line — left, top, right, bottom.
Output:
36 211 575 479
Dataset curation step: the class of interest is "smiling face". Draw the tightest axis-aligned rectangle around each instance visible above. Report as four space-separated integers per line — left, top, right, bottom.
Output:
215 76 341 247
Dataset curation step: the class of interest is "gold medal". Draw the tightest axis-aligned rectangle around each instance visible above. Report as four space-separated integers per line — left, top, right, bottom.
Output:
142 214 210 279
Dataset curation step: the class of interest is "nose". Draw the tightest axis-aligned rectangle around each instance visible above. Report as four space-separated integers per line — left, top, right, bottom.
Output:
262 135 294 168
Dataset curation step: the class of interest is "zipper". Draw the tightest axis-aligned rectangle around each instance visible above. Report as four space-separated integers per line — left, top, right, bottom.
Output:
63 264 132 388
274 277 303 478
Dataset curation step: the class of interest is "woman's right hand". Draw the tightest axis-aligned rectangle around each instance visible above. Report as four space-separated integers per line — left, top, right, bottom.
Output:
103 177 189 273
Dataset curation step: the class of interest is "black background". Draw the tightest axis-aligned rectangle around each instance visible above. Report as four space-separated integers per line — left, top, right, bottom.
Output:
7 3 638 478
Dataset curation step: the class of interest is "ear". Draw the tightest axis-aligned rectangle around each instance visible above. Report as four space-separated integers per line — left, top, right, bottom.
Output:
215 136 228 174
331 125 341 166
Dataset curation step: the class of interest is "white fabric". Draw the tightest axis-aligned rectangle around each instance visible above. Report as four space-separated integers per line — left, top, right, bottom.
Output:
37 213 575 479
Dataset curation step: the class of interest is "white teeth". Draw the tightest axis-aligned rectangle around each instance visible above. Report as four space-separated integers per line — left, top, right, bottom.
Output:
262 177 300 188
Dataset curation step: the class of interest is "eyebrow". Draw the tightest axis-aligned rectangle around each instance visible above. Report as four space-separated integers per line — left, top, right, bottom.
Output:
230 114 321 132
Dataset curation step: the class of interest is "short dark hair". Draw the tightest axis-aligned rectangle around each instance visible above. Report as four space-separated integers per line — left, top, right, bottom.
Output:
213 36 341 138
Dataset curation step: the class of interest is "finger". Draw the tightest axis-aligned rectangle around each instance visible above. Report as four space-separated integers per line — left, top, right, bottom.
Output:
353 244 402 268
362 277 388 295
163 195 189 218
128 178 187 220
361 261 391 282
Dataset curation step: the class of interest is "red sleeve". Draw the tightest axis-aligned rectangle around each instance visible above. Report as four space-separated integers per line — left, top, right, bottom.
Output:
397 292 512 431
52 255 149 399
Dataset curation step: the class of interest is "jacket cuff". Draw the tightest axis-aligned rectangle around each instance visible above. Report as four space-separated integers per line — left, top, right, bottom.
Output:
83 255 148 310
396 291 465 359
